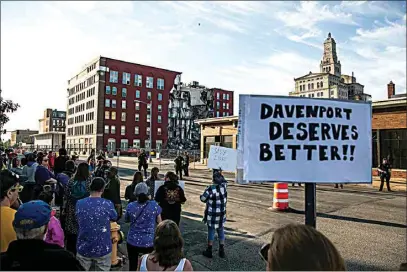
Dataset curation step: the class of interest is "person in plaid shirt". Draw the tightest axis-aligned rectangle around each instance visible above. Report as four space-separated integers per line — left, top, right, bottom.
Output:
200 169 227 259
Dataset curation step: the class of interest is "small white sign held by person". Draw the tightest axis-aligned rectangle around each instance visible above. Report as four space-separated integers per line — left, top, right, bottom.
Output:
207 145 237 172
242 95 372 183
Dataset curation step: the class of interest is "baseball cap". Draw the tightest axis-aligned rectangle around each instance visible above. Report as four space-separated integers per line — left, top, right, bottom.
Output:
13 200 51 230
134 182 149 196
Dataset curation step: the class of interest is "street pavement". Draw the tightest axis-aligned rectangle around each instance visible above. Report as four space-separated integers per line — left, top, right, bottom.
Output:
85 157 406 271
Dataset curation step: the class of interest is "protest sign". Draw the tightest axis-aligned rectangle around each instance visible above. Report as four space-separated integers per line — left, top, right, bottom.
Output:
154 180 185 197
207 145 237 172
242 95 372 183
236 95 249 184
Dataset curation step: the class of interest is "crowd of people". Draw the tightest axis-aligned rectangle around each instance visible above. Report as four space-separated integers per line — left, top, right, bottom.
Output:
0 148 402 271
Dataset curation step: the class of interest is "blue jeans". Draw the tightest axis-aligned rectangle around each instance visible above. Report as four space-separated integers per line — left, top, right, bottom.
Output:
208 226 225 242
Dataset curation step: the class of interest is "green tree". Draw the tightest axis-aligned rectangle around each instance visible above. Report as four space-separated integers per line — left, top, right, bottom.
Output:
0 89 20 144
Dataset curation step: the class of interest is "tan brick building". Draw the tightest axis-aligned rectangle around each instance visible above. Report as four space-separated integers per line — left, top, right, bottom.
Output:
372 81 406 179
195 116 238 164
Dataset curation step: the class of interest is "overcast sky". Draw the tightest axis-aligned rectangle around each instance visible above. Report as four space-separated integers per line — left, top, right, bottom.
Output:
1 1 406 139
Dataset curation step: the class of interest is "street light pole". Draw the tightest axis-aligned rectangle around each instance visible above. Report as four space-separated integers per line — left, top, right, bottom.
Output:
134 99 153 163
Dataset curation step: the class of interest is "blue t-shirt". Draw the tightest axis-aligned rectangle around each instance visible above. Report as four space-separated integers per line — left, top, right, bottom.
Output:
125 200 162 248
76 197 117 258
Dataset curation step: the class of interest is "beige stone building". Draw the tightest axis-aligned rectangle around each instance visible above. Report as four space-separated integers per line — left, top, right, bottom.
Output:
195 116 238 164
290 33 371 101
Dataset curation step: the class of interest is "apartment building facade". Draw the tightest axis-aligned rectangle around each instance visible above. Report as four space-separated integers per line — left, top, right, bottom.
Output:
66 56 181 153
213 88 234 117
39 109 66 133
289 33 371 101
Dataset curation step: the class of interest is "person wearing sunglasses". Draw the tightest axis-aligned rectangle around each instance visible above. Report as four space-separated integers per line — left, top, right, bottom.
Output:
0 169 23 253
260 224 345 271
33 155 57 200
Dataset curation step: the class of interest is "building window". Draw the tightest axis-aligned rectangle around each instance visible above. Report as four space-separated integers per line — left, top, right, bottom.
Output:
121 112 126 122
320 82 323 88
122 72 131 85
158 105 162 112
104 125 109 134
317 82 320 88
135 74 142 87
147 114 151 123
109 71 118 83
105 99 110 107
226 103 229 110
135 102 140 110
133 139 140 148
311 83 314 89
111 126 116 134
223 103 226 109
146 127 150 135
311 93 315 98
136 90 140 99
157 128 162 135
120 139 129 151
147 92 152 100
106 86 111 94
121 125 125 136
122 100 126 109
122 88 127 97
227 94 230 100
146 77 154 88
111 112 116 120
145 140 151 149
223 94 226 100
320 92 324 97
379 129 407 169
147 103 151 112
216 111 220 117
112 87 117 95
157 78 164 90
134 126 139 135
105 111 110 119
158 115 162 123
135 114 139 121
158 93 163 101
317 92 320 97
217 93 220 99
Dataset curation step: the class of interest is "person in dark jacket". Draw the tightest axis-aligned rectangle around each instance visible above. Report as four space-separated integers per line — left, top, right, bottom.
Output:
138 150 148 179
174 155 184 180
154 171 186 226
54 148 69 175
183 152 190 177
125 171 143 203
0 200 84 271
102 167 122 220
378 158 392 192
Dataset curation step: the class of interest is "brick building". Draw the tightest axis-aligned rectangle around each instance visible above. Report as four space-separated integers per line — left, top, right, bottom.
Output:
39 109 66 133
212 88 234 117
10 129 38 146
66 56 181 153
372 81 406 179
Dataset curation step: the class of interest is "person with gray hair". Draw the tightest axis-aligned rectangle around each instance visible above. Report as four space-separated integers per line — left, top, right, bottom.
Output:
0 200 84 270
125 182 162 271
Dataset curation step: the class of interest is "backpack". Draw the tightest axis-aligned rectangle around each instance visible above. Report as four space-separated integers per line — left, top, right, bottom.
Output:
70 180 89 202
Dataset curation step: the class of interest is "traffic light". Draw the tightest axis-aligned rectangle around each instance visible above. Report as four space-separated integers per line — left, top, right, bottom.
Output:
16 130 20 135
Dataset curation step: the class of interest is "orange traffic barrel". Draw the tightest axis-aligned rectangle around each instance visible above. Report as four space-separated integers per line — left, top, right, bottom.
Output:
271 182 290 211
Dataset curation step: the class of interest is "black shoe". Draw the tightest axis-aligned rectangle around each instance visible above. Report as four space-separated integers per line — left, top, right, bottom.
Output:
219 247 225 258
203 248 213 258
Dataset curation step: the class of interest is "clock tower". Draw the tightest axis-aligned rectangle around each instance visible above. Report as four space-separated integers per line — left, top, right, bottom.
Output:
320 33 341 77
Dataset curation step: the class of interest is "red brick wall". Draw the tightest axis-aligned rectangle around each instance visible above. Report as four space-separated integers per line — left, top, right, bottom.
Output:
372 169 406 179
372 111 407 130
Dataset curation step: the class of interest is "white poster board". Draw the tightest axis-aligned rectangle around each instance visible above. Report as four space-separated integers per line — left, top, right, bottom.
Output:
242 95 372 183
207 145 237 172
154 180 185 197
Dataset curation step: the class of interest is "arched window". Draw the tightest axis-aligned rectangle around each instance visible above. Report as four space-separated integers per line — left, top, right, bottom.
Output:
311 83 314 89
308 83 310 90
320 81 323 88
317 82 320 88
